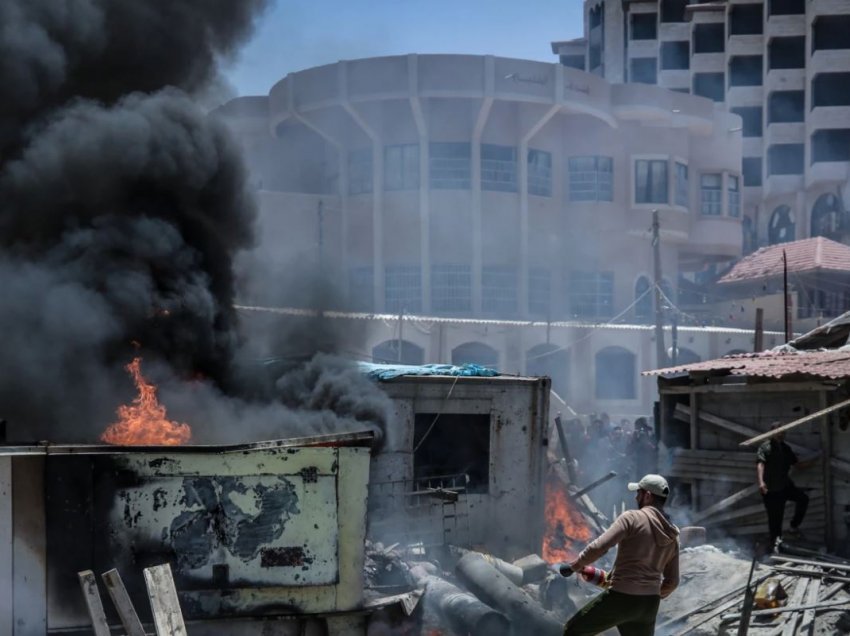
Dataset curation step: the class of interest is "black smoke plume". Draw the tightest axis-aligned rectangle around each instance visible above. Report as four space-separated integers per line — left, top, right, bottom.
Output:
0 0 271 438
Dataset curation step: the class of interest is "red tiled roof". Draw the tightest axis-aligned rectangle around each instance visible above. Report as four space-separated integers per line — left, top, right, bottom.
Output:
643 349 850 379
718 237 850 284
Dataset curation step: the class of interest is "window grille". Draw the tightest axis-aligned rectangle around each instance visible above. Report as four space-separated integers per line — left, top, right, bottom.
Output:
635 159 668 204
482 266 518 316
569 156 613 201
700 174 723 215
429 142 471 189
528 149 552 197
431 264 472 313
348 149 373 194
385 144 419 191
385 265 422 313
481 144 518 193
568 271 614 319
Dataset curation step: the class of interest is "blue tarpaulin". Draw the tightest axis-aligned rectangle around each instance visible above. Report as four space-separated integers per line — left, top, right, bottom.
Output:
357 362 499 381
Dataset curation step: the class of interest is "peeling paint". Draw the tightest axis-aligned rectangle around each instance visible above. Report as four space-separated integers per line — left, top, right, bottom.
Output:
260 546 314 568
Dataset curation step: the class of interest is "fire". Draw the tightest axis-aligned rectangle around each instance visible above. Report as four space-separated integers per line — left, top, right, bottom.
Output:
542 474 593 563
101 357 192 446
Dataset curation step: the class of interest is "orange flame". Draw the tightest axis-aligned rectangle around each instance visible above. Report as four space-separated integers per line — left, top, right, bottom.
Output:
101 357 192 446
542 474 593 563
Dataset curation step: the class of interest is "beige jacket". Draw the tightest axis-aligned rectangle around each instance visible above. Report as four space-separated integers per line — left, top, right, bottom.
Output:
574 506 680 598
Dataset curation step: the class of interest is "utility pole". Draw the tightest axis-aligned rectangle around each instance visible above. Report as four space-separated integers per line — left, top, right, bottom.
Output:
652 210 667 369
783 249 792 343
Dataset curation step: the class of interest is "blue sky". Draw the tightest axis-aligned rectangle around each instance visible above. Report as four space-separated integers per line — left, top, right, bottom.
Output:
223 0 585 96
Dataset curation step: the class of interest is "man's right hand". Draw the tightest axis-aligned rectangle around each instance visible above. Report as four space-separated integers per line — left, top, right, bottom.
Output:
759 482 768 495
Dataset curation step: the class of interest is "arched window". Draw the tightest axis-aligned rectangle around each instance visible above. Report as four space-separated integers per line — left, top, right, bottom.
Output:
526 344 570 399
372 340 424 365
811 193 843 240
634 276 652 321
451 342 498 369
595 347 636 400
768 205 795 244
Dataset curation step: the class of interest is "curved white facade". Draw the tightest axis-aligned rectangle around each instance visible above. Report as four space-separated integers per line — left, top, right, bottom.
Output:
220 54 743 323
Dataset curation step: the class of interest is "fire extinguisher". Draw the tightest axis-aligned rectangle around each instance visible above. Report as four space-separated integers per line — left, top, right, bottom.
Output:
552 563 609 588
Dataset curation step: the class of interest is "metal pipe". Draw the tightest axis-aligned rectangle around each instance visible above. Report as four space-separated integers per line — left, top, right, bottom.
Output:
571 471 617 499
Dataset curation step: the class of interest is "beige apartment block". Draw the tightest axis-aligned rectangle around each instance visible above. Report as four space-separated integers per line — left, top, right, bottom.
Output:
554 0 850 253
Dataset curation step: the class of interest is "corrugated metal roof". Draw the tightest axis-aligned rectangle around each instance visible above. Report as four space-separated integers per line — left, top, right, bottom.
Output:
718 237 850 284
644 349 850 379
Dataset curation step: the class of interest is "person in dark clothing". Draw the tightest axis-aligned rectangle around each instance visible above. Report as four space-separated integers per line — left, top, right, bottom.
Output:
756 423 809 549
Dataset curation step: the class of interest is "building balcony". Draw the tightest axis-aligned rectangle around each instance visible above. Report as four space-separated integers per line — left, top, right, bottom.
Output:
765 68 805 92
627 40 659 58
658 70 691 91
763 173 804 198
765 15 806 38
727 35 765 57
691 53 725 73
806 161 849 188
808 0 850 16
764 122 805 146
726 86 764 107
742 138 764 156
811 50 850 76
808 106 850 132
659 23 690 41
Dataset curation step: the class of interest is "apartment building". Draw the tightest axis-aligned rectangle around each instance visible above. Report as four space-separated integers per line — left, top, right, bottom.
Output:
553 0 850 255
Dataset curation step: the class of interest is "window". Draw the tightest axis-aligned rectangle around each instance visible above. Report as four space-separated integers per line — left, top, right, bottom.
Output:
348 266 374 312
769 0 804 16
675 162 689 207
813 129 850 163
482 265 518 315
569 156 613 201
814 16 850 52
661 41 689 70
481 144 517 192
385 265 421 313
631 13 657 40
730 3 763 35
569 271 614 319
661 0 688 23
743 157 763 187
595 347 636 399
813 73 850 107
700 174 723 215
798 289 850 320
452 342 499 368
768 91 804 123
768 144 804 175
693 23 725 54
731 107 763 137
529 268 551 317
431 264 471 313
634 276 652 321
635 159 668 204
693 73 725 102
528 149 552 197
372 340 424 365
384 144 419 191
811 193 844 240
414 413 490 493
728 175 741 218
630 57 658 84
729 56 763 87
560 55 585 70
429 142 470 189
768 205 795 244
348 149 373 194
768 37 805 69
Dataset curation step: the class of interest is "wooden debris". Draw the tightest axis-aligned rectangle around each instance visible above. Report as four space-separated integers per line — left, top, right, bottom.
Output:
77 570 110 636
102 568 146 636
144 563 187 636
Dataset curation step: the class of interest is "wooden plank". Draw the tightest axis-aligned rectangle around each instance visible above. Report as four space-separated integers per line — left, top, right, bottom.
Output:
77 571 110 636
102 569 146 636
660 382 839 395
770 567 850 584
770 555 850 573
800 577 822 635
674 404 850 476
703 501 826 527
144 563 187 636
738 397 850 448
0 456 12 636
781 574 810 636
691 484 760 524
798 580 847 633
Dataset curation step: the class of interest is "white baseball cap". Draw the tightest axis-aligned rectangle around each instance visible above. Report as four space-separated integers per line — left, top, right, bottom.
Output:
628 474 670 498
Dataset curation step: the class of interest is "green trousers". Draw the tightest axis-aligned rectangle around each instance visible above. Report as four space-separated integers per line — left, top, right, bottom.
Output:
563 589 661 636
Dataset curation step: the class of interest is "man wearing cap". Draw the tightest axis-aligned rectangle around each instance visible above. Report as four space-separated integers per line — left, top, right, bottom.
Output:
561 474 680 636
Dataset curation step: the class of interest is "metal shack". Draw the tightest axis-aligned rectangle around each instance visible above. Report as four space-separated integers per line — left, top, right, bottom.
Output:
366 370 551 559
0 433 372 636
646 316 850 552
